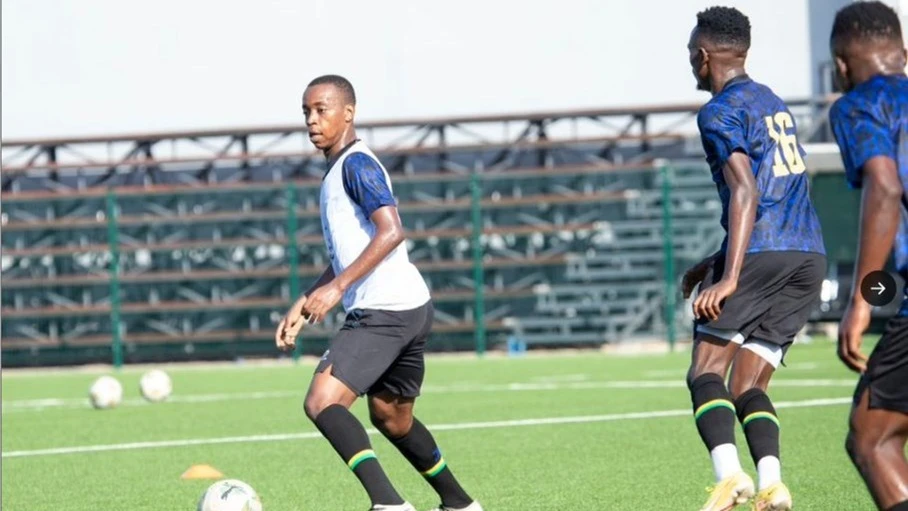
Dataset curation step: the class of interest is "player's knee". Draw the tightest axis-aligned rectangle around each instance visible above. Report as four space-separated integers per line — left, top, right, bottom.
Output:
689 355 730 384
303 393 341 422
845 425 886 469
687 365 725 389
369 405 412 438
728 376 764 399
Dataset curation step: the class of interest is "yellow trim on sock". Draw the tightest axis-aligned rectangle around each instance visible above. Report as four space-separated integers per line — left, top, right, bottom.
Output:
694 399 735 420
347 449 376 470
742 411 780 428
421 458 447 478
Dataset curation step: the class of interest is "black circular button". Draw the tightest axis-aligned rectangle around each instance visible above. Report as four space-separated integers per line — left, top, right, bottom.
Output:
860 271 897 307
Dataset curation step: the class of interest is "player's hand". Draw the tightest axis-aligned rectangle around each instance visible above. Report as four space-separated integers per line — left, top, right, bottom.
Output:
693 278 737 322
838 300 870 373
682 257 714 299
275 294 310 352
302 280 344 323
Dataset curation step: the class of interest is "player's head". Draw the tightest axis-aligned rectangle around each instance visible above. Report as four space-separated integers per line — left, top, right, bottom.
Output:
830 1 906 92
688 6 751 93
302 74 357 153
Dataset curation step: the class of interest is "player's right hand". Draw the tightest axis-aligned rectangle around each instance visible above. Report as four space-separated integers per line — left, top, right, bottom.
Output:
682 257 713 299
275 294 310 352
838 300 870 373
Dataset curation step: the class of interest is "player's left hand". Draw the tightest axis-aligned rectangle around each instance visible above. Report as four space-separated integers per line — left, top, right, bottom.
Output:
838 300 870 373
693 278 737 322
302 280 344 323
682 256 714 299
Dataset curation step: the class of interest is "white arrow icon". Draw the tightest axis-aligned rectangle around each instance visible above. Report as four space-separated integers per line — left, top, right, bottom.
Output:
871 282 886 295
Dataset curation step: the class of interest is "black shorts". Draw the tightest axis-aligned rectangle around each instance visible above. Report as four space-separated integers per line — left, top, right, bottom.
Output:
315 301 433 398
695 251 826 349
853 315 908 414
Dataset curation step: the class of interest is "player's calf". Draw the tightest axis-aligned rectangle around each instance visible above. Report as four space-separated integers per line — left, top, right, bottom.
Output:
313 404 406 507
305 372 406 508
688 372 743 482
370 401 475 510
734 387 781 491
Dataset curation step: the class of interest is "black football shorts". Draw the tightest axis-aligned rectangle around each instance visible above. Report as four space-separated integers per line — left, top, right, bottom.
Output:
315 301 434 398
695 251 826 353
853 314 908 414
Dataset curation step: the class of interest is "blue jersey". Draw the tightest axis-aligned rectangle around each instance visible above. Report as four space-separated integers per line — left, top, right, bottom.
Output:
698 76 826 255
829 74 908 307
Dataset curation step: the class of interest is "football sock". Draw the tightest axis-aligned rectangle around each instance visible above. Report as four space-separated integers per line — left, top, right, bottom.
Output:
390 418 473 509
314 404 404 506
689 373 741 481
735 388 781 490
886 501 908 511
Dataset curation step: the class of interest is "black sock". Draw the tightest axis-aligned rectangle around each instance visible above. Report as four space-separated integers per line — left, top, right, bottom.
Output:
734 388 780 463
390 418 473 508
689 373 737 451
887 501 908 511
314 404 404 506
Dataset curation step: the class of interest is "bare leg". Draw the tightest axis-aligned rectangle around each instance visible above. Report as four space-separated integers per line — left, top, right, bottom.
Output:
846 387 908 509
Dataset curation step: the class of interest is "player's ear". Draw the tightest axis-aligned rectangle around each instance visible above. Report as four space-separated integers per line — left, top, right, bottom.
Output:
698 47 709 69
833 55 849 91
344 103 355 123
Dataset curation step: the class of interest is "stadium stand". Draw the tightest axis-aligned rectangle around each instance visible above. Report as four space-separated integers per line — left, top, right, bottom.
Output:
1 98 842 366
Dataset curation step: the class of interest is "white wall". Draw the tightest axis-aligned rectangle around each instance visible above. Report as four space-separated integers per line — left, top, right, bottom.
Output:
2 0 816 139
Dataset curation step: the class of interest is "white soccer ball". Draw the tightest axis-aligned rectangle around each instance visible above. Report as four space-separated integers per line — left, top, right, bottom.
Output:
89 375 123 409
139 369 172 402
197 479 262 511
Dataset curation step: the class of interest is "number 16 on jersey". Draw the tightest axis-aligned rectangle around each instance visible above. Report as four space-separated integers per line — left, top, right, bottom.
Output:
765 112 806 177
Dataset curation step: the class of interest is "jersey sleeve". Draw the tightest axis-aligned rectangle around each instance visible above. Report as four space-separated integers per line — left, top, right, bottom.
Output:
341 152 397 218
829 96 896 189
697 104 748 168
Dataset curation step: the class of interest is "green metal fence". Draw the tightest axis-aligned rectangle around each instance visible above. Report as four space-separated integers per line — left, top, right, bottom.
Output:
4 162 806 367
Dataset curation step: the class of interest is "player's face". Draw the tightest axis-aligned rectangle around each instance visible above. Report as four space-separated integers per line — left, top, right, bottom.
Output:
688 28 710 92
302 84 353 151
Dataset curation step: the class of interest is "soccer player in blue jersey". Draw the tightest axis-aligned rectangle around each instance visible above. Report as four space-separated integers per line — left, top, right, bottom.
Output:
681 7 827 510
828 3 908 510
275 75 482 511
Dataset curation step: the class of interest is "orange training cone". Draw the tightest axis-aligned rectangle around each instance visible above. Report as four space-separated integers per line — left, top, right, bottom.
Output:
181 464 224 480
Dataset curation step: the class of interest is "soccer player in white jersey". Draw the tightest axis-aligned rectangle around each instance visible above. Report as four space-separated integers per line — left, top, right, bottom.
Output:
275 75 483 511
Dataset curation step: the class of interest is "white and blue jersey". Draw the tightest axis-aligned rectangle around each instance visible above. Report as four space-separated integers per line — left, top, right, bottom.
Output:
319 140 431 312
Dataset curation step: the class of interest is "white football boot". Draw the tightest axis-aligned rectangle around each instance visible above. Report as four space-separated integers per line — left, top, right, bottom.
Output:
427 502 484 511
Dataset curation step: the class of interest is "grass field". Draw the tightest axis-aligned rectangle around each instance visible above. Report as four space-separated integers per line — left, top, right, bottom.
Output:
1 338 880 511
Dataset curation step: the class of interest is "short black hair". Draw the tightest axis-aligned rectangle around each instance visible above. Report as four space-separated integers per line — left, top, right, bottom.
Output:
695 6 751 51
307 74 356 105
831 1 903 53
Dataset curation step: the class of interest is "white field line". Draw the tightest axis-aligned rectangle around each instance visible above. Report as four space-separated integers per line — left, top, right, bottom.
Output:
1 379 858 413
641 362 820 378
1 397 851 459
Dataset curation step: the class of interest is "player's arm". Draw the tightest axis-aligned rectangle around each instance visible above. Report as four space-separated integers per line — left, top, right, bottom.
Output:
275 265 336 350
302 153 401 321
830 99 900 372
694 152 757 321
840 156 901 372
333 206 404 292
305 265 336 297
682 250 721 299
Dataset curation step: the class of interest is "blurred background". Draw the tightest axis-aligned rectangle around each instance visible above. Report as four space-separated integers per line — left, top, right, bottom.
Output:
2 0 907 368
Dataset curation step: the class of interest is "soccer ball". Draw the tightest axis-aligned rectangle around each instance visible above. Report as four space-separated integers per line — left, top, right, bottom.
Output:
89 375 123 409
197 479 262 511
139 369 172 402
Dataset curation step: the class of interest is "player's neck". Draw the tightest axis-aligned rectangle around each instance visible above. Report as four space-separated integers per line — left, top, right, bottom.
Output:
709 66 747 96
853 55 907 84
324 128 359 161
